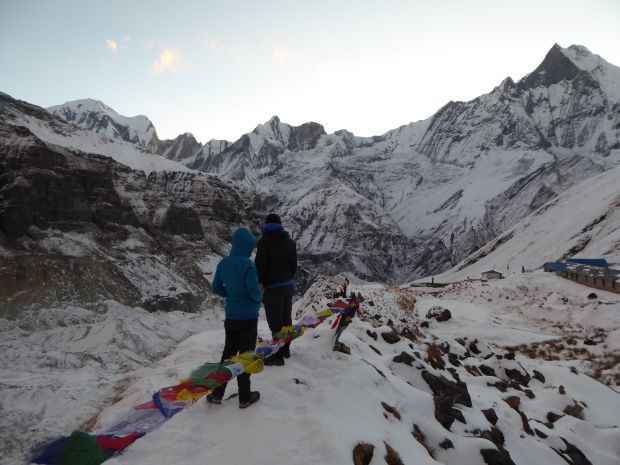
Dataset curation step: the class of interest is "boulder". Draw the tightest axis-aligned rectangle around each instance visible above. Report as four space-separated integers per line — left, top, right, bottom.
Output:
480 448 516 465
422 371 472 430
425 306 452 322
352 443 375 465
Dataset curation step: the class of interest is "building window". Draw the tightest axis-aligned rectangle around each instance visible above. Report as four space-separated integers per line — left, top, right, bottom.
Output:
601 279 606 287
594 278 597 284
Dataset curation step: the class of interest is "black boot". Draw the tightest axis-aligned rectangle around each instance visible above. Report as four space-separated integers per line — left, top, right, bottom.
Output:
239 391 260 409
206 393 222 404
281 344 291 359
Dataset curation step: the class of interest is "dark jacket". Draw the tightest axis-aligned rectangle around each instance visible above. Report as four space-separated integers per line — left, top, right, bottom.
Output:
212 228 263 319
255 224 297 288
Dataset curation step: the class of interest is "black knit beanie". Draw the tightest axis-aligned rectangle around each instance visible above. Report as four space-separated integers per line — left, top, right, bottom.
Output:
265 213 282 224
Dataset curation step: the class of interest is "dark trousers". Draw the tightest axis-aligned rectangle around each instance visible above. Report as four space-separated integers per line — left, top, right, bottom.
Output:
212 319 257 402
263 285 293 359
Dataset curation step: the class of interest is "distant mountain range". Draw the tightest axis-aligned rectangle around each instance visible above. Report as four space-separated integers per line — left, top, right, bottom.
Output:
1 43 619 304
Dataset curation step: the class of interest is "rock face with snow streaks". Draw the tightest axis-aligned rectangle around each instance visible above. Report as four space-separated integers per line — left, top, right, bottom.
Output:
0 93 265 315
176 44 620 281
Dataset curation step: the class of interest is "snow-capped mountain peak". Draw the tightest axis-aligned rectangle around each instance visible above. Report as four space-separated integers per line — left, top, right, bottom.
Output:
519 43 620 101
180 44 620 283
47 98 159 151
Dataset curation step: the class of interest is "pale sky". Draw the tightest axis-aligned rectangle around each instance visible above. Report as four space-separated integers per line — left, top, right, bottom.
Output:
1 0 619 142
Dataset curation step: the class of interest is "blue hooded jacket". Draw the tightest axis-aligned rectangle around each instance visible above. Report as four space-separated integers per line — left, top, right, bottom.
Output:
212 228 263 320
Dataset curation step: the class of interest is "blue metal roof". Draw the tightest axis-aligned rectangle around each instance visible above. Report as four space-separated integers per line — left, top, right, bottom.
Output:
567 258 608 267
544 262 567 271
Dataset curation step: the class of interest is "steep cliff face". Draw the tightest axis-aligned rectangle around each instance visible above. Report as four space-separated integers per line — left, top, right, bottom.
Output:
0 95 266 316
181 44 620 279
156 132 203 162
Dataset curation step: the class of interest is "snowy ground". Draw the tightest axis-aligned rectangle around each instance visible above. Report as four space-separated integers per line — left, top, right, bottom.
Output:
408 272 620 387
0 302 221 465
3 274 619 465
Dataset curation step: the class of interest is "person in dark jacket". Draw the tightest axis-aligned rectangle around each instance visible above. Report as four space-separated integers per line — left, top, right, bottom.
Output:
255 213 297 366
207 227 262 408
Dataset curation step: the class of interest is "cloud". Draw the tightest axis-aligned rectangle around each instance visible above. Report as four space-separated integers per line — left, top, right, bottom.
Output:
106 37 131 53
106 39 119 52
150 47 191 74
273 46 296 63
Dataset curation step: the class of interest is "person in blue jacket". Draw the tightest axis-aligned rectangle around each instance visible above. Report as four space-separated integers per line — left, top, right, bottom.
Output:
206 227 263 408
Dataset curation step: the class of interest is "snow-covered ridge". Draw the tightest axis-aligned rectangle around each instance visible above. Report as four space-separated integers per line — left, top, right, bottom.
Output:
561 44 620 101
0 92 194 175
48 98 159 151
5 275 617 465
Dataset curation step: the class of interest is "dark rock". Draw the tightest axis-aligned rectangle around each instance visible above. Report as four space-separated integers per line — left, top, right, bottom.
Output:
519 412 534 435
381 330 401 344
532 370 545 383
421 370 472 430
505 368 530 386
427 344 446 370
366 329 378 341
504 352 516 360
143 292 201 313
503 396 521 410
439 439 454 449
425 306 452 322
447 367 460 381
420 321 430 328
547 411 564 423
583 338 596 346
488 381 508 392
479 365 497 377
393 351 415 366
352 443 375 465
480 448 516 465
469 340 481 354
383 442 404 465
448 352 462 367
563 403 584 419
369 345 382 356
553 438 593 465
481 427 505 447
400 326 417 342
524 389 535 399
158 205 204 237
535 428 548 439
381 402 401 420
465 365 482 376
587 292 597 300
482 408 499 425
411 424 434 458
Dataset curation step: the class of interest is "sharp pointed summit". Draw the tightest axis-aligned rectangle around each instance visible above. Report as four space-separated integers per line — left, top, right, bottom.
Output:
519 43 585 89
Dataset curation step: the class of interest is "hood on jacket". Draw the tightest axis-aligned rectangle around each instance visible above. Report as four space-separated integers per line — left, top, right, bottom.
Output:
261 223 285 235
230 227 257 257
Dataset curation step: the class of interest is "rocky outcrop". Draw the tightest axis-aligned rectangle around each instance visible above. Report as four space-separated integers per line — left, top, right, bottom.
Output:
156 132 203 162
0 99 266 315
421 370 472 430
425 306 452 322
